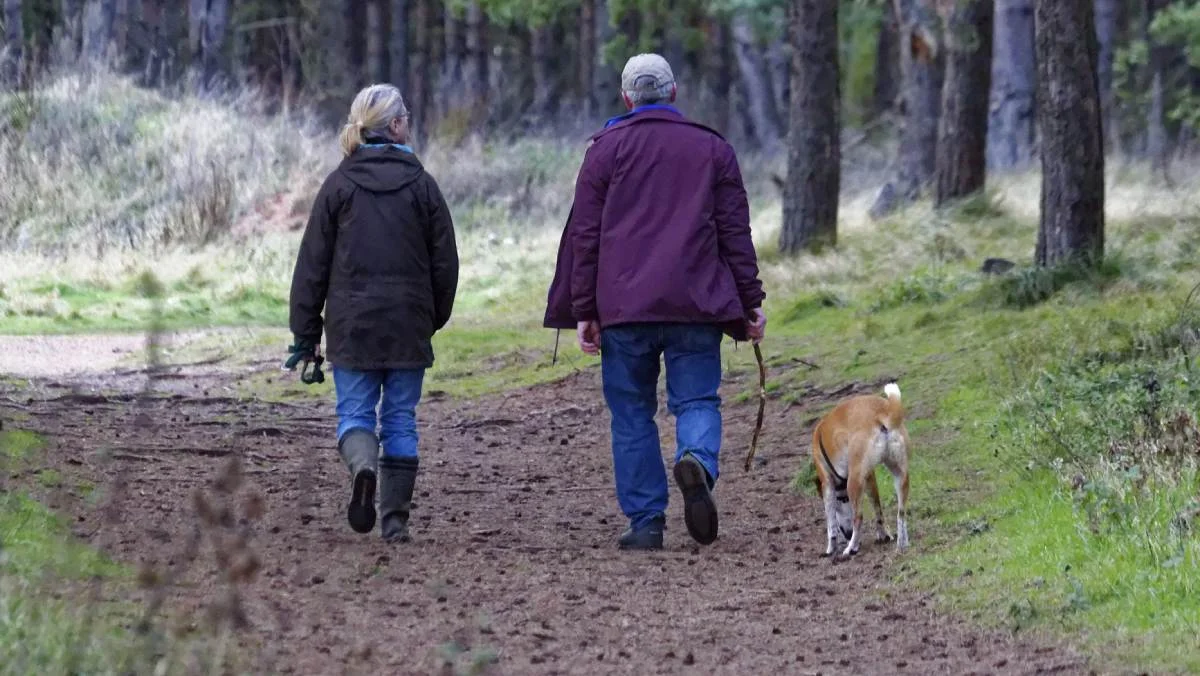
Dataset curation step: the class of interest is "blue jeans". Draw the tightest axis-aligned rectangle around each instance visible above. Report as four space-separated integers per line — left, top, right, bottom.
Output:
332 367 426 458
600 323 723 530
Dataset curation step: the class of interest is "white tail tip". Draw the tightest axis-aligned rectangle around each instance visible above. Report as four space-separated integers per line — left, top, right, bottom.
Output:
884 383 901 399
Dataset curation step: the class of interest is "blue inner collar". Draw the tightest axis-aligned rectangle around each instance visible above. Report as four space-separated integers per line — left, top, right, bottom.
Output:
360 143 414 154
604 104 682 128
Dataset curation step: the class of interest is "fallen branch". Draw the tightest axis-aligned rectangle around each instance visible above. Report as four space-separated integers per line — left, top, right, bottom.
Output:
743 343 768 472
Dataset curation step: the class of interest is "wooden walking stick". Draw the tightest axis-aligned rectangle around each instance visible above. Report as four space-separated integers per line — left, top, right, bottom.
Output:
743 343 767 472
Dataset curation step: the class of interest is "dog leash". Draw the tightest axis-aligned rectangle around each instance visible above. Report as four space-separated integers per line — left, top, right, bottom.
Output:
817 435 849 503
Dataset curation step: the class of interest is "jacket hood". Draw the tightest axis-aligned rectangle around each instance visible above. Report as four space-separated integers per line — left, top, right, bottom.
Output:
338 145 425 192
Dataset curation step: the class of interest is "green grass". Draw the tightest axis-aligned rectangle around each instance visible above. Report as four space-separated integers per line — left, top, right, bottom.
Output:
754 264 1200 673
0 430 240 675
1 429 130 674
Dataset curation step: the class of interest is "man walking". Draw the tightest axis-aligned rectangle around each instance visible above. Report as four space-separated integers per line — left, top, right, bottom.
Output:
544 53 767 550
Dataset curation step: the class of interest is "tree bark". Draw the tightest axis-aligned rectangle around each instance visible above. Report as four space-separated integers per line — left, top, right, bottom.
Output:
871 0 943 217
1143 0 1171 172
139 0 166 86
701 16 733 137
3 0 22 87
389 0 409 95
731 12 785 149
1093 0 1122 154
464 0 487 114
83 0 116 62
593 0 618 114
781 0 840 254
896 0 942 197
986 0 1035 170
767 35 790 123
409 0 431 144
366 0 386 82
935 0 994 206
62 0 84 61
872 3 901 119
113 0 129 61
1034 0 1104 267
530 23 553 118
188 0 227 90
441 3 464 115
579 0 596 117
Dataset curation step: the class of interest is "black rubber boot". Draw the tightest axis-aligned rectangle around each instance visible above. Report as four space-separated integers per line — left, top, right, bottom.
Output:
379 455 419 543
673 454 718 545
338 430 379 534
618 516 665 550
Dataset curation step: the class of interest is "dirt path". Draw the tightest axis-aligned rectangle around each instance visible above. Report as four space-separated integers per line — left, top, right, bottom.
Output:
0 356 1091 675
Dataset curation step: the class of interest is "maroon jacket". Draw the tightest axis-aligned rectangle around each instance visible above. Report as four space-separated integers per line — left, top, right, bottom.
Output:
543 108 765 341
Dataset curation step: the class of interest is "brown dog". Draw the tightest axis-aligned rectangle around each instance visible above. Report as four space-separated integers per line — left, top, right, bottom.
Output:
811 383 909 559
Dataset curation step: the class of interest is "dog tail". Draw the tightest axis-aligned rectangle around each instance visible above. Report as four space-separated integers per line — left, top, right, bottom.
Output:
882 382 905 427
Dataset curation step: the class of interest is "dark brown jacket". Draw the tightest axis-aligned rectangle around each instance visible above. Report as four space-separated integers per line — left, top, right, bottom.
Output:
289 144 459 370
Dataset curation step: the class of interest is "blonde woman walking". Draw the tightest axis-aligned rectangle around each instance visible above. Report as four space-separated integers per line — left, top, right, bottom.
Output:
287 84 459 543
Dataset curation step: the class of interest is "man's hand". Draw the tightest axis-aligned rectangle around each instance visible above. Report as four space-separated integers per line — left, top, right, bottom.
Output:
746 307 767 344
577 320 601 356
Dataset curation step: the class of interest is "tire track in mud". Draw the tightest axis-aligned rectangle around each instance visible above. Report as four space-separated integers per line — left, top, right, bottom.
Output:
1 365 1090 675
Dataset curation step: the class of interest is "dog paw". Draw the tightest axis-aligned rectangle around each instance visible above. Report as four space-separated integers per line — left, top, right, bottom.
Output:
831 552 855 564
819 550 833 558
875 533 893 544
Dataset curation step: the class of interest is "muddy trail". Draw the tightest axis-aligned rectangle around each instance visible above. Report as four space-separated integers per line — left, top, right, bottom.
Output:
1 356 1091 675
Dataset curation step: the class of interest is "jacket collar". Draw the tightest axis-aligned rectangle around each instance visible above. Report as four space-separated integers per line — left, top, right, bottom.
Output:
603 104 683 128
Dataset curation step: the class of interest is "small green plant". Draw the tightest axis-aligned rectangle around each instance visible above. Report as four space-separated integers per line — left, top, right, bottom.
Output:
869 268 963 312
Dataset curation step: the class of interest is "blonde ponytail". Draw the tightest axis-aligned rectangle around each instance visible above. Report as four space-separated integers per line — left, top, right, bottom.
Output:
338 84 410 156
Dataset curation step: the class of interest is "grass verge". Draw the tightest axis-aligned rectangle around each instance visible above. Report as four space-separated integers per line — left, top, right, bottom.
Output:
0 429 244 674
759 266 1200 672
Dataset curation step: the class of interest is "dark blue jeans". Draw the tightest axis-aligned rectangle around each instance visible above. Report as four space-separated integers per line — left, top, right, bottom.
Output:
332 367 425 458
600 323 723 530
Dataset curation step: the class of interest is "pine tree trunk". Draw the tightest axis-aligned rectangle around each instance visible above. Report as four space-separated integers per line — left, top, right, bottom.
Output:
896 0 942 198
1035 0 1104 267
1143 0 1171 172
767 37 790 123
935 0 993 206
113 0 129 61
409 0 431 144
188 0 227 89
366 0 386 82
389 0 409 95
872 3 901 119
871 0 942 217
1093 0 1122 154
579 0 596 117
987 0 1035 170
441 3 463 115
62 0 84 61
464 0 487 115
3 0 22 87
283 15 301 115
593 0 618 115
701 16 733 137
781 0 840 254
83 0 116 62
530 23 553 118
731 12 784 149
139 0 165 86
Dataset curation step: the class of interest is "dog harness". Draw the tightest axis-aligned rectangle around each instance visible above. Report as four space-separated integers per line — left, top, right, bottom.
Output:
817 435 849 503
818 425 891 504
